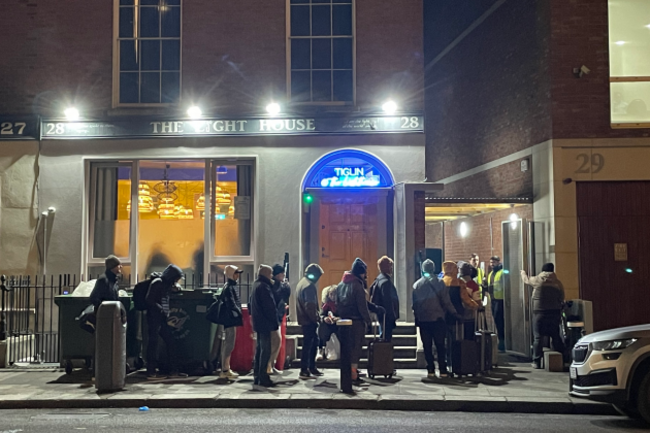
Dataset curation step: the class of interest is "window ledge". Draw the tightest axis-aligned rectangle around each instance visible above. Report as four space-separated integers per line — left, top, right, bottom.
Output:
611 123 650 129
107 106 178 117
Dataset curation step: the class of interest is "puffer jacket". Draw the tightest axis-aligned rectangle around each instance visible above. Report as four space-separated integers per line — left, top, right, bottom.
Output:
523 271 565 312
295 276 320 326
335 271 372 325
146 264 183 318
250 274 280 333
412 276 460 324
370 273 400 327
219 278 243 328
442 261 478 323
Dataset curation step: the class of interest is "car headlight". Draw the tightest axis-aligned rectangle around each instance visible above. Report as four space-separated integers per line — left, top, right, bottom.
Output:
591 339 637 351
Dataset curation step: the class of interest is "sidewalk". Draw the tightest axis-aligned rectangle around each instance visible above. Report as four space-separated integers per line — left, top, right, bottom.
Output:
0 360 615 414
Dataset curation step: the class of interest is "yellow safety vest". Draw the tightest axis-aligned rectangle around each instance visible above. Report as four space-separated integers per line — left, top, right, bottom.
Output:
488 269 504 300
474 267 484 286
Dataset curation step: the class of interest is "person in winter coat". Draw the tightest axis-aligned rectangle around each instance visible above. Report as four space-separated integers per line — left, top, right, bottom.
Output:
145 264 187 379
521 263 566 368
458 261 483 339
250 264 279 387
268 264 291 375
370 256 399 342
442 261 479 341
295 263 324 379
336 258 372 385
486 256 506 351
413 259 462 378
317 285 339 360
217 265 244 380
90 255 123 311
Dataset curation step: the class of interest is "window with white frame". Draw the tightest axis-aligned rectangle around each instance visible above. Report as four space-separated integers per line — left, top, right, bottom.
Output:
87 159 255 285
609 0 650 127
116 0 182 105
288 0 354 103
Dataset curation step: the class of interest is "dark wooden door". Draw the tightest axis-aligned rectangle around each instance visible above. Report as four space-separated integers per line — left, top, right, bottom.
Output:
577 181 650 331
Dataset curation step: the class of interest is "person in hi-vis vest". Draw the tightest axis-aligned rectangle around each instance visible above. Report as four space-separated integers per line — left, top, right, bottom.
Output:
486 256 506 352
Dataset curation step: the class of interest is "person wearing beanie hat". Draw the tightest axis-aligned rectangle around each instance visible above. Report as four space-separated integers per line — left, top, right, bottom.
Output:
336 258 372 385
458 261 483 340
145 264 187 380
215 266 244 381
442 261 479 341
295 263 324 379
90 255 123 311
268 264 291 375
412 259 461 379
250 264 279 387
370 256 399 342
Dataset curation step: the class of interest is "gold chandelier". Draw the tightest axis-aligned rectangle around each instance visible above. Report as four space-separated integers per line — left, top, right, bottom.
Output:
127 182 155 214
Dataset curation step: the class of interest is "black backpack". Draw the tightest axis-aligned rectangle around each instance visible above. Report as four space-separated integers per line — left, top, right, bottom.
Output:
132 273 162 311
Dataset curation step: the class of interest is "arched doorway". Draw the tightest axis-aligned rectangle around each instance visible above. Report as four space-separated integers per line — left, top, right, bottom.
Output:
301 149 395 297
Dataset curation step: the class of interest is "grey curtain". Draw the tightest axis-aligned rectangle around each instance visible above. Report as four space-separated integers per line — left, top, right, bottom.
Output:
93 167 118 258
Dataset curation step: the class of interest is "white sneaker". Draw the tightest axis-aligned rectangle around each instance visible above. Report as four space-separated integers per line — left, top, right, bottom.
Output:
220 370 239 380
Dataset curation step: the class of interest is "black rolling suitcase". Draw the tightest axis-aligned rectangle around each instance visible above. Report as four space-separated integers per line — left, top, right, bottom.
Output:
367 317 394 379
451 321 479 378
475 310 494 373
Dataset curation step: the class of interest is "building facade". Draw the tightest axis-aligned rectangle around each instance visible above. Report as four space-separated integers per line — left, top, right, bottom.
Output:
0 0 427 319
424 0 650 334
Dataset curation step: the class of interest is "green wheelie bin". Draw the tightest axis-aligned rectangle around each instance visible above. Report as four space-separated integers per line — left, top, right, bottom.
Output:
54 295 133 374
142 289 217 375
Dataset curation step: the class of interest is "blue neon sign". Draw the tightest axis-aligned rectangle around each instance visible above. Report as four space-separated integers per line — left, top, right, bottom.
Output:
303 149 394 189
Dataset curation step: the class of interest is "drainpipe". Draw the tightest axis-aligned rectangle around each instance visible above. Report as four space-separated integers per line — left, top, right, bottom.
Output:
489 217 494 257
41 207 56 276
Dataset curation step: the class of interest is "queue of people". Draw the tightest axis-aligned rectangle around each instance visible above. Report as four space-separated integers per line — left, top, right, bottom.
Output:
88 251 565 385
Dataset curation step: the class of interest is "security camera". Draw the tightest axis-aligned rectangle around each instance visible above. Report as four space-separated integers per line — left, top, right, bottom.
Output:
573 65 591 78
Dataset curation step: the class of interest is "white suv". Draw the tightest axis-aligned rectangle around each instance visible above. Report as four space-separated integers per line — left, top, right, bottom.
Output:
570 324 650 423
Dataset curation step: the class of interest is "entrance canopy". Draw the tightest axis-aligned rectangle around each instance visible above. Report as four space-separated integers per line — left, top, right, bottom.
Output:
302 149 394 190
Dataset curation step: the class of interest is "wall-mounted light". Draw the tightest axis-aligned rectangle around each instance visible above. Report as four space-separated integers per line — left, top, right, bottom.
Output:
266 102 281 116
509 213 519 230
187 106 202 119
459 221 469 238
615 40 626 46
64 108 80 121
382 100 398 115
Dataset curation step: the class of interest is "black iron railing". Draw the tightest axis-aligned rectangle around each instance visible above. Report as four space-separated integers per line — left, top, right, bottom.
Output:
0 273 255 366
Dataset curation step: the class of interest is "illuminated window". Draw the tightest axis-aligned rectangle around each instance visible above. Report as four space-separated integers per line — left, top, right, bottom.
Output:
115 0 181 105
609 0 650 126
288 0 355 103
88 159 255 284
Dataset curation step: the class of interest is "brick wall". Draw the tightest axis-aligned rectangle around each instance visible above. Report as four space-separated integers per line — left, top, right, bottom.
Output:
432 159 533 200
0 0 423 116
423 0 553 182
442 205 533 265
548 0 650 139
414 191 426 254
425 222 443 248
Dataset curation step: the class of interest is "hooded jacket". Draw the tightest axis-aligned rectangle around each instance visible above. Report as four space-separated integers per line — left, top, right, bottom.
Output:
412 276 460 324
522 271 565 312
146 264 183 318
295 264 323 326
250 271 279 333
336 271 372 324
442 261 478 321
272 279 292 322
90 269 120 310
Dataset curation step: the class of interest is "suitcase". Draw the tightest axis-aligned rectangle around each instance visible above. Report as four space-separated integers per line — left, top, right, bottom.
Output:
367 318 394 379
475 310 494 373
450 321 479 378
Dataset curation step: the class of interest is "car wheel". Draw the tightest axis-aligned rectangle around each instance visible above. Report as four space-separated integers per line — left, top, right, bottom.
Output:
637 371 650 425
613 403 640 419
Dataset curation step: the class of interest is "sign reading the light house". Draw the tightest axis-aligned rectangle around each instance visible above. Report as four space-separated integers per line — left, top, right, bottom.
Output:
40 115 423 139
320 167 381 187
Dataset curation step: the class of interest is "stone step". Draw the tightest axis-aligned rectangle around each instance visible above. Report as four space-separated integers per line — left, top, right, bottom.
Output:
297 346 416 360
291 335 417 348
289 358 418 369
286 323 417 336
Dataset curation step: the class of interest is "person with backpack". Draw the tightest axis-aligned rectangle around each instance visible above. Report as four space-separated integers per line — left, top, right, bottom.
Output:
216 265 244 380
413 259 462 379
336 258 372 385
521 263 566 368
145 264 187 380
370 256 399 342
268 264 291 375
249 264 279 388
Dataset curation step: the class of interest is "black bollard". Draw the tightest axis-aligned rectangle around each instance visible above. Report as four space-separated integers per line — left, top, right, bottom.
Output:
337 319 353 394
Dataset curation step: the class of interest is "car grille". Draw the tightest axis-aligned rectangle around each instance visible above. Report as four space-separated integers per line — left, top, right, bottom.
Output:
572 344 590 364
574 369 617 387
